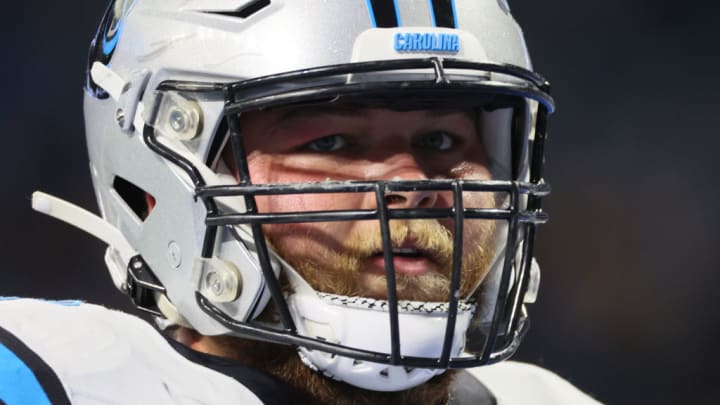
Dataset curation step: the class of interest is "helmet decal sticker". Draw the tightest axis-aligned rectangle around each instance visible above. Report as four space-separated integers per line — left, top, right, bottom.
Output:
101 0 135 58
86 0 136 98
394 32 460 53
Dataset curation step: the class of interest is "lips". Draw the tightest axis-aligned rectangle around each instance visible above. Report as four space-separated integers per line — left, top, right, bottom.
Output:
366 239 441 276
391 247 423 257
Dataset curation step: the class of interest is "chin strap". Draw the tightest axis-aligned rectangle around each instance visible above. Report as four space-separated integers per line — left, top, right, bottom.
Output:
31 191 190 324
32 191 135 289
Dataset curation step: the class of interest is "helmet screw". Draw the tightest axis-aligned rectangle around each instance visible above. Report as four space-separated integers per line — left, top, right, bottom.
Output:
205 271 225 296
167 241 182 268
115 108 126 128
197 260 242 303
169 107 188 133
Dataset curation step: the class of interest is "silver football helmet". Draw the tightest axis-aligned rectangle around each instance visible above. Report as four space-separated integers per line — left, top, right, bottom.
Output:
33 0 553 392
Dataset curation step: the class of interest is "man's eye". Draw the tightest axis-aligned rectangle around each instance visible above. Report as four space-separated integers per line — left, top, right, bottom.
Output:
416 132 455 151
305 134 347 152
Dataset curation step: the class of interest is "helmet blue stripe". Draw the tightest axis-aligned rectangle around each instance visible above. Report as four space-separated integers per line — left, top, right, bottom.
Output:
450 0 458 28
366 0 399 28
394 0 403 26
365 0 378 27
427 0 436 26
429 0 457 28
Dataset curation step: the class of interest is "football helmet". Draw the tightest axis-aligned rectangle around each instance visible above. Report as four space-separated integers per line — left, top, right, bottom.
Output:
33 0 553 391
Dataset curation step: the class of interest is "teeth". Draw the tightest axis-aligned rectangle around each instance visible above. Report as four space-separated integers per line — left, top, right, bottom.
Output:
392 248 420 255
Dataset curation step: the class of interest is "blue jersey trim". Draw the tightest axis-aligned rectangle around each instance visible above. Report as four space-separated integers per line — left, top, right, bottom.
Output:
0 297 82 306
0 325 71 405
0 343 53 405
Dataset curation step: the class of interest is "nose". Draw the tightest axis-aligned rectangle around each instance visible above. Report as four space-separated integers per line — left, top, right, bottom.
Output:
365 148 445 209
384 184 439 209
379 153 440 209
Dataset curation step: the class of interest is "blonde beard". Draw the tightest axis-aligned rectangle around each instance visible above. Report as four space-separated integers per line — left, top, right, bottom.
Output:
267 218 496 302
205 334 457 405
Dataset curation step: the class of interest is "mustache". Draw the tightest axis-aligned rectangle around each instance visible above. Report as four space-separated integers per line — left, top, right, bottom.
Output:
344 220 455 267
267 218 496 301
326 219 493 299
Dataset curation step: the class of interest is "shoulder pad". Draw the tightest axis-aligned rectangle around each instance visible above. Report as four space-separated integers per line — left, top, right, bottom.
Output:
464 361 603 404
0 298 262 404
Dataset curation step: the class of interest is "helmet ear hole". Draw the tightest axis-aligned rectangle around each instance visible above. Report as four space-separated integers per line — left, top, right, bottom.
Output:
112 176 155 220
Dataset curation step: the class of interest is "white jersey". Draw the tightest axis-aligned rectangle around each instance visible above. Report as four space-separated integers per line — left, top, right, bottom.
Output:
0 298 263 405
461 360 602 404
0 298 601 404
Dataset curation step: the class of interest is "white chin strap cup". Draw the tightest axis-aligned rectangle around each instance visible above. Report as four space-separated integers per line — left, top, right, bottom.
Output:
288 293 475 392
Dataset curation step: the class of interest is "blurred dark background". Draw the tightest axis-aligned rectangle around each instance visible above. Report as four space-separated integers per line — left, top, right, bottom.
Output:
2 1 719 404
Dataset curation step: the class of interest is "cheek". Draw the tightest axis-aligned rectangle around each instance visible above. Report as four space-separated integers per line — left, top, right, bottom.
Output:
248 152 378 213
252 181 368 214
263 220 365 268
248 153 317 212
247 153 369 257
461 189 497 211
457 148 492 179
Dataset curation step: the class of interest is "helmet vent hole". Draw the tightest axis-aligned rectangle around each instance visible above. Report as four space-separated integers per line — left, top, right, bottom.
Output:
112 176 155 221
379 368 390 378
203 0 271 19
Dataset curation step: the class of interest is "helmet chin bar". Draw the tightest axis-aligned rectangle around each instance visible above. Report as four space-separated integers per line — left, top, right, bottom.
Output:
140 57 552 375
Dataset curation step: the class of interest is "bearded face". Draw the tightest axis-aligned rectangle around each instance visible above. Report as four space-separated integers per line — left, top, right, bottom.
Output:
264 217 497 302
236 106 505 303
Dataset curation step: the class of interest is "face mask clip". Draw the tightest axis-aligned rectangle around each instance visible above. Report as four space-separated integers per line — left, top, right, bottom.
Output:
194 257 243 303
